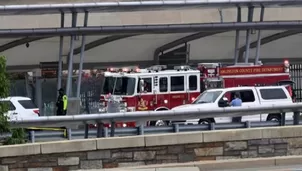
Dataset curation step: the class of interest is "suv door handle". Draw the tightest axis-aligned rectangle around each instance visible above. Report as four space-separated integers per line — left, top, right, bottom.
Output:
12 112 18 115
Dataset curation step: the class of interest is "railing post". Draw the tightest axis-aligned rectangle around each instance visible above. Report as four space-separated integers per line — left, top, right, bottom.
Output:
97 122 104 138
104 127 109 137
293 111 300 125
173 123 179 133
67 128 72 140
245 121 251 128
280 113 286 126
210 123 215 130
30 130 35 143
110 121 116 137
84 123 89 139
138 125 144 135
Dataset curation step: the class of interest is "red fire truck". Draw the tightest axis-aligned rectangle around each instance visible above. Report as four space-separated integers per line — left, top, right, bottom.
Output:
99 60 292 127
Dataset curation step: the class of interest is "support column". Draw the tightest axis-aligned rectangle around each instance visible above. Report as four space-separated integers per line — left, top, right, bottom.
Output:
57 12 65 94
66 12 77 97
234 7 241 64
76 11 89 98
254 6 265 65
34 69 43 116
244 6 254 63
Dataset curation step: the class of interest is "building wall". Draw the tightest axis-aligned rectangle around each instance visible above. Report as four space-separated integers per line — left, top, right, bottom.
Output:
1 126 302 170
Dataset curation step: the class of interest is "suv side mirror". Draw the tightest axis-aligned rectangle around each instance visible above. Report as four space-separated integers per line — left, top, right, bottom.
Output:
139 79 144 93
218 97 229 107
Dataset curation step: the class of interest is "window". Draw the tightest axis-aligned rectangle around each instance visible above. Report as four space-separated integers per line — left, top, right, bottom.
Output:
171 76 184 91
18 100 37 109
103 76 136 95
193 91 223 104
137 77 152 93
0 101 16 110
224 90 255 103
189 75 197 91
260 88 287 100
159 77 168 92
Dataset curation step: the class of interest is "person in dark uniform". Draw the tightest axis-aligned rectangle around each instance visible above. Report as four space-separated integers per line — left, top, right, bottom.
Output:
56 88 68 116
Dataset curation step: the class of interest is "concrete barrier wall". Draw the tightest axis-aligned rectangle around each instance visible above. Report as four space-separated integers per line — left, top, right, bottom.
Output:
1 126 302 170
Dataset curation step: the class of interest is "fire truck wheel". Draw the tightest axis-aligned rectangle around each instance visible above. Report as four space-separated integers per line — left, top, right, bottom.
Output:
149 120 170 126
267 114 281 122
198 118 214 125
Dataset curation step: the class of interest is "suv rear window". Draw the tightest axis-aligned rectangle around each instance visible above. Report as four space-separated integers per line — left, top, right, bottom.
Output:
260 88 287 100
18 100 37 109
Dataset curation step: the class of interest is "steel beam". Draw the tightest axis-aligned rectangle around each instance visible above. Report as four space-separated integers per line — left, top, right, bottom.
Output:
0 37 50 52
244 6 254 63
254 6 265 65
234 7 241 64
66 12 77 97
57 12 64 94
73 35 137 56
76 11 89 98
0 21 302 38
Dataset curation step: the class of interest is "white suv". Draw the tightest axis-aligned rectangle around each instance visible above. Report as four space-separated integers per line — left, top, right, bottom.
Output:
172 86 293 124
0 96 40 121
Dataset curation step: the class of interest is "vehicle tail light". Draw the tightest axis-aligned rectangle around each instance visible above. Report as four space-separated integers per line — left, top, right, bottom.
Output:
33 110 40 116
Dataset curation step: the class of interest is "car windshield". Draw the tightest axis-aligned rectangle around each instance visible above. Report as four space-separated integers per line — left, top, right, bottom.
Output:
192 91 223 104
102 76 136 95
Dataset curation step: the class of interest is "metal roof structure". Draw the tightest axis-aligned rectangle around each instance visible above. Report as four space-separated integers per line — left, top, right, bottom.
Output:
4 30 302 70
0 0 302 15
1 21 302 38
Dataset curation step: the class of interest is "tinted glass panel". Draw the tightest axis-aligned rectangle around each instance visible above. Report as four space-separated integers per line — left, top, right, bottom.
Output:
189 75 197 91
171 76 184 91
260 88 287 100
159 77 168 92
18 100 37 109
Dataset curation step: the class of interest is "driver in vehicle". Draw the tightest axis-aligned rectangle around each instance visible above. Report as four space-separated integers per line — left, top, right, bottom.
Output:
230 93 242 107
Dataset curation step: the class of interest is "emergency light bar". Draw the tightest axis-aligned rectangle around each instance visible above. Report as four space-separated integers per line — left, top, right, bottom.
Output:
146 65 167 72
174 65 191 71
107 66 140 73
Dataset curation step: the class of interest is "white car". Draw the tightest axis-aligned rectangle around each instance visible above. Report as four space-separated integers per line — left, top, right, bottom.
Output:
171 86 294 125
0 96 40 121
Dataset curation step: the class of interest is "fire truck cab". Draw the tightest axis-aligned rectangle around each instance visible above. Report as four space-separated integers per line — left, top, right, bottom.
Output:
99 65 201 127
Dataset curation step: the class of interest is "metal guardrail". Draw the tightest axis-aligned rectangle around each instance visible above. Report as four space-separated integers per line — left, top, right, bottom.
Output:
21 120 302 143
7 103 302 142
10 103 302 128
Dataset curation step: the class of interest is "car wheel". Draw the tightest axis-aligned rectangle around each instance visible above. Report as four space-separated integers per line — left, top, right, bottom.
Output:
267 114 281 122
198 119 213 125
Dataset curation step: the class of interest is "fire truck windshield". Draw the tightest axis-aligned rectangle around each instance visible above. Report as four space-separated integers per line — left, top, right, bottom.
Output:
192 90 223 104
102 76 136 95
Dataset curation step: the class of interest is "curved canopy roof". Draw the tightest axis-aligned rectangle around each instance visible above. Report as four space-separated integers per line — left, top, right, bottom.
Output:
0 0 301 15
3 30 302 71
